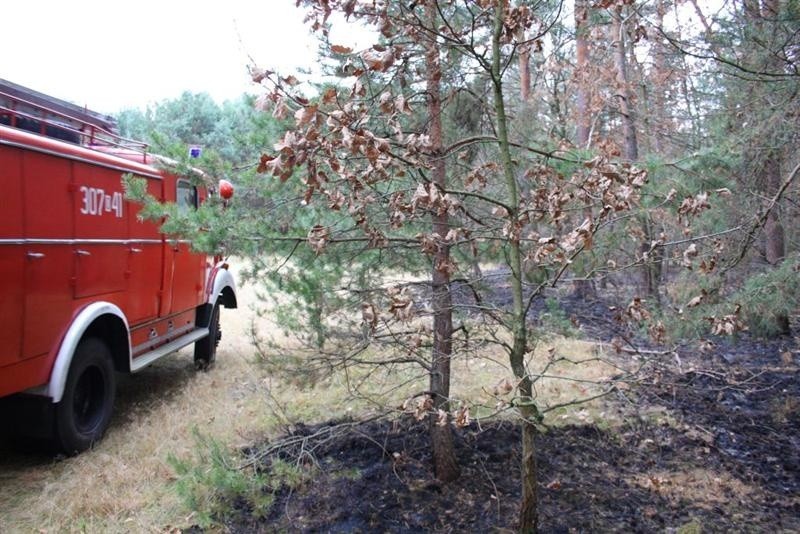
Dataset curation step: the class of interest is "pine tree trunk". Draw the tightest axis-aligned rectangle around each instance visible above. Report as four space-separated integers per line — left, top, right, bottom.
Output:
650 0 668 155
764 158 786 265
612 5 661 301
575 0 591 149
425 2 460 483
612 7 638 163
520 42 531 102
761 0 786 266
573 0 597 299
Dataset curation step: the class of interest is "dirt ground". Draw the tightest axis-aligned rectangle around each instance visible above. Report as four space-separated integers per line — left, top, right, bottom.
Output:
224 293 800 533
1 277 797 533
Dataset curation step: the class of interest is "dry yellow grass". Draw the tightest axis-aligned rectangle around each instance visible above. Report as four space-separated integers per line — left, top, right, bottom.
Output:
629 468 759 509
0 264 615 532
0 266 276 533
451 336 618 419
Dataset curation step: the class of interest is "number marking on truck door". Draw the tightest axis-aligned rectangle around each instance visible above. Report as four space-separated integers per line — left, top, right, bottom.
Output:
79 186 123 218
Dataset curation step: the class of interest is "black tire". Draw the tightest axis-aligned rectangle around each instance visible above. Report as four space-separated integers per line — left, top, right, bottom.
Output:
194 302 221 370
53 337 116 455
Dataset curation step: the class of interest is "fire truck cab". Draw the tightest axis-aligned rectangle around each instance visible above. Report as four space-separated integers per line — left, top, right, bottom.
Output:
0 79 237 454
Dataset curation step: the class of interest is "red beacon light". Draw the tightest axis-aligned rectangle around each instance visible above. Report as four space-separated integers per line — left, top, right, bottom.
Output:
218 179 234 200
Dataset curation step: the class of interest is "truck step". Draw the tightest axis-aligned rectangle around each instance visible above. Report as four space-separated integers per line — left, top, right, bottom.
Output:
130 328 209 372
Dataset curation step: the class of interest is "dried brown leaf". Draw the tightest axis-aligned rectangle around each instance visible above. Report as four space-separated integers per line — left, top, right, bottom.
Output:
330 44 353 54
294 104 318 127
361 302 378 332
492 377 514 396
307 225 329 254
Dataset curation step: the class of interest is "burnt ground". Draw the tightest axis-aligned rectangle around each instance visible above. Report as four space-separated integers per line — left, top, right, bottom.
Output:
215 290 799 533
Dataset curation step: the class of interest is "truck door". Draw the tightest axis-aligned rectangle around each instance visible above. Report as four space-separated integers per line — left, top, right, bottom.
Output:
0 144 25 367
127 175 164 325
167 179 206 315
21 151 74 359
72 163 128 300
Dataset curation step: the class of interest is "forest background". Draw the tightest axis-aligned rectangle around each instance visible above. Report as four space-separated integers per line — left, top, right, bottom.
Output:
116 0 799 531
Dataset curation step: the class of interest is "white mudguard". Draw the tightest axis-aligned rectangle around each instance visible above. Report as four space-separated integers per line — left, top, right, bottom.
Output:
45 302 130 403
209 263 237 309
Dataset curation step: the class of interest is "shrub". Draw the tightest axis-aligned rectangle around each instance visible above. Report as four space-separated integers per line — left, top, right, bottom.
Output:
168 429 304 527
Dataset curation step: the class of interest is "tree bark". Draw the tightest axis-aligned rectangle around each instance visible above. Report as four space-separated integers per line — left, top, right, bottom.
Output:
425 1 461 484
760 0 786 266
612 7 638 162
520 41 531 102
612 5 661 301
492 3 538 531
519 419 538 532
649 0 669 155
572 0 597 299
764 156 786 265
574 0 591 149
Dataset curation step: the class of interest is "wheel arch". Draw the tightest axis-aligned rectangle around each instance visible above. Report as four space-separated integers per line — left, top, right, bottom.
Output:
46 302 131 403
210 266 237 309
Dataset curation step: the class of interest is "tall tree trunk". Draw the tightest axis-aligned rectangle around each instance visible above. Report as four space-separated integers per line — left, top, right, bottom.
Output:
573 0 597 299
425 2 461 484
764 156 786 264
612 7 638 162
651 0 668 156
612 5 661 301
761 0 786 266
492 3 538 531
575 0 591 149
520 39 531 102
737 0 788 269
670 1 702 146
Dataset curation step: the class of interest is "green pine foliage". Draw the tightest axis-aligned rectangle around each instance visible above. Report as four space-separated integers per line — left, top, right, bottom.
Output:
659 254 798 342
167 430 304 528
728 255 799 337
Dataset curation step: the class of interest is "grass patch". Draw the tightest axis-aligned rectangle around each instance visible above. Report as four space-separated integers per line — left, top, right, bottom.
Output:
255 331 619 431
0 263 623 532
168 430 307 528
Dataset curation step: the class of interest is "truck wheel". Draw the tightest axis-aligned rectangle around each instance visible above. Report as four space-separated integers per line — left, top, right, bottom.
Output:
194 302 221 370
54 337 116 454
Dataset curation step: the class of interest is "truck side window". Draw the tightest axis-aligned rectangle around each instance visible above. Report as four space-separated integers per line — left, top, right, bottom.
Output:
177 180 197 211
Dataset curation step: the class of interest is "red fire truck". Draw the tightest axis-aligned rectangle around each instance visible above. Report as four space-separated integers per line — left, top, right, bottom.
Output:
0 79 237 453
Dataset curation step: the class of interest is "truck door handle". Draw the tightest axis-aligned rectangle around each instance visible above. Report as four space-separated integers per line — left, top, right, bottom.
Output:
26 252 45 259
130 248 143 253
75 249 91 256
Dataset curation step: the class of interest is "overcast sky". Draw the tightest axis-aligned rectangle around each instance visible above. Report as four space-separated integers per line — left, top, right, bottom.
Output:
0 1 331 114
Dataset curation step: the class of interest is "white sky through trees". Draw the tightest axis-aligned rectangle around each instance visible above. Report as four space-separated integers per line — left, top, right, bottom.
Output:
1 1 714 115
0 1 355 113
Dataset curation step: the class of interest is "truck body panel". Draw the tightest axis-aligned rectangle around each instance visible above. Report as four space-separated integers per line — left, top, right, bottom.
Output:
0 82 236 427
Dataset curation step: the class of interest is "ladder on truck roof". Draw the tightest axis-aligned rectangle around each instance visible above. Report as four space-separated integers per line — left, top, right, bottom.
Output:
0 78 149 161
